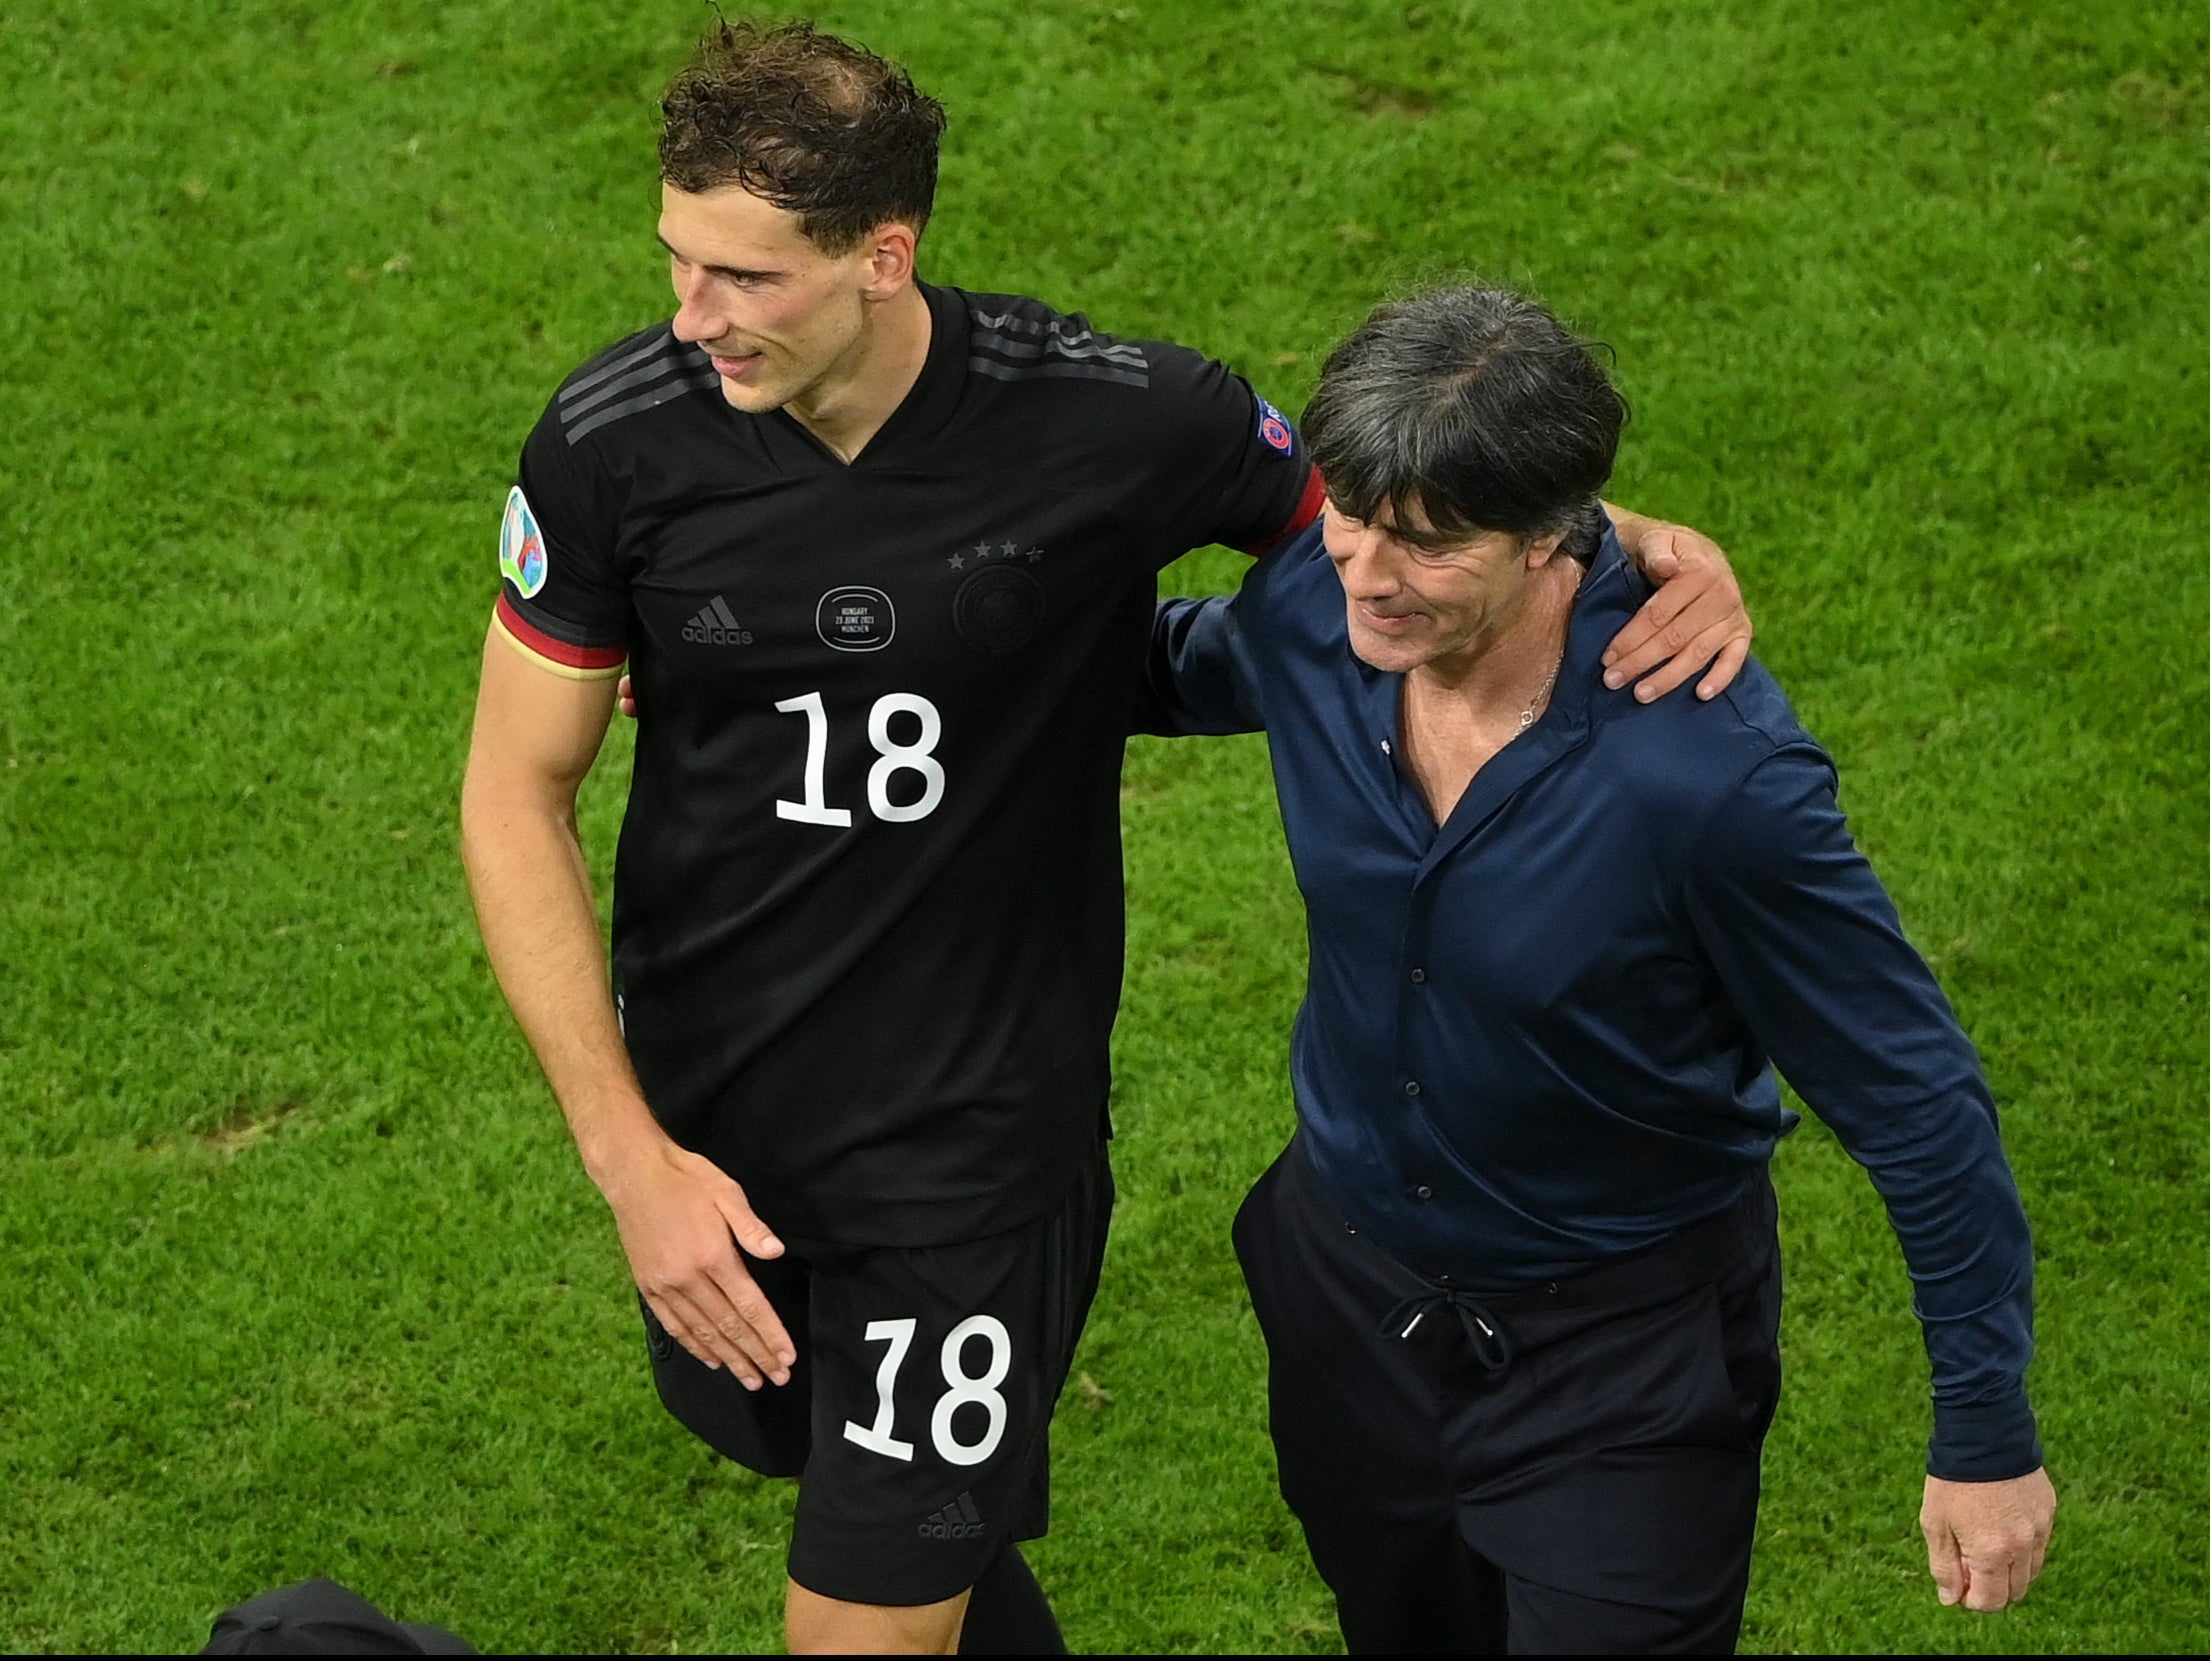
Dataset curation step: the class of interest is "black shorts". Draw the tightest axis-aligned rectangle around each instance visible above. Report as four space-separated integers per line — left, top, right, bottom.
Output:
640 1146 1113 1606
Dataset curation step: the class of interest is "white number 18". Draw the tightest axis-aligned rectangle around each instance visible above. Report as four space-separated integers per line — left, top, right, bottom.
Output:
775 691 945 826
842 1314 1011 1467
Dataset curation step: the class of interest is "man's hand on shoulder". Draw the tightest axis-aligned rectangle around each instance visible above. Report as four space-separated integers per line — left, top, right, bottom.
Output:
1600 508 1753 703
594 1132 797 1390
1920 1467 2057 1612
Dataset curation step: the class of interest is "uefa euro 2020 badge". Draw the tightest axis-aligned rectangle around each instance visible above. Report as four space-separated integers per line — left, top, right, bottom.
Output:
1256 397 1295 457
499 486 549 599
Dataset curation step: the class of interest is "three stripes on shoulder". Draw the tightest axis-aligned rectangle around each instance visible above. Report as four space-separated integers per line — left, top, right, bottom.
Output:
967 305 1150 388
558 330 718 445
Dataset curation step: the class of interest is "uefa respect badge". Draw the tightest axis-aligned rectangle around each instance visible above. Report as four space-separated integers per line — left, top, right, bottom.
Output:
499 485 548 598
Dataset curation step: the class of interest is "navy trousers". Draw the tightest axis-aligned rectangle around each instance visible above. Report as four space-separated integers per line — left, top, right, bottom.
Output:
1235 1141 1783 1655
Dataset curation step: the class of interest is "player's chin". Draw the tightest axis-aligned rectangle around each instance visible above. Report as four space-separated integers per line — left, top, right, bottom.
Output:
706 354 781 403
716 374 782 411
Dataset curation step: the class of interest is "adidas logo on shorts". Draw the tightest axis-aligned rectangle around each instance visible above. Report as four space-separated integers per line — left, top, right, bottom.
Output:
681 595 753 646
918 1491 986 1542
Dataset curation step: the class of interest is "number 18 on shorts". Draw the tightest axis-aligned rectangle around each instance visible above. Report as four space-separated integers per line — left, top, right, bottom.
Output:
640 1154 1110 1608
844 1314 1014 1469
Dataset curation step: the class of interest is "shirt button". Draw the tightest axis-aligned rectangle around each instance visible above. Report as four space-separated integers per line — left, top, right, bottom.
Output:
1410 968 1427 984
1404 1079 1421 1097
1411 1184 1434 1201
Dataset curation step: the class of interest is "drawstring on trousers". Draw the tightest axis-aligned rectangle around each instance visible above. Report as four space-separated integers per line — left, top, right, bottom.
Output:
1377 1288 1515 1370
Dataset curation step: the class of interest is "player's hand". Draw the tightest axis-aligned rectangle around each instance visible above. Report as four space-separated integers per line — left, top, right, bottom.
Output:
597 1137 796 1389
1920 1467 2056 1612
617 674 638 720
1601 521 1752 703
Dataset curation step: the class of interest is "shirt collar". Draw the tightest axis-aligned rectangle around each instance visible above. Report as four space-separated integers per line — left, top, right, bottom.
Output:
865 279 972 455
1547 518 1647 737
1409 518 1647 881
759 278 971 469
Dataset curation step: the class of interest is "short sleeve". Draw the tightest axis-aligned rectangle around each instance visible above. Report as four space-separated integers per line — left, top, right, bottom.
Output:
488 405 631 680
1132 344 1324 566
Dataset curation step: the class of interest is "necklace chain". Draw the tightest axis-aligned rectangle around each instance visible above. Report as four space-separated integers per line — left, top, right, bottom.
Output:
1518 659 1562 731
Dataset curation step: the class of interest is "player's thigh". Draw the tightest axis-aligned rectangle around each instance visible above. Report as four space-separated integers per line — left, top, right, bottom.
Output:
789 1158 1109 1607
784 1578 970 1656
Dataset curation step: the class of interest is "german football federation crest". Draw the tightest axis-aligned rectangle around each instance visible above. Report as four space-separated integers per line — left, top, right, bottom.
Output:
817 586 895 651
954 565 1046 655
499 486 548 598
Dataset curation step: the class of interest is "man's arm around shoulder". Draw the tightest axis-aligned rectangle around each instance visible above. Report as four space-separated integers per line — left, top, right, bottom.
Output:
1132 592 1267 739
459 632 794 1388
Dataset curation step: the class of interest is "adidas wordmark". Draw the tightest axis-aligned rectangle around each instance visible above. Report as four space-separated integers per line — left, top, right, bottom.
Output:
918 1491 986 1542
681 595 753 646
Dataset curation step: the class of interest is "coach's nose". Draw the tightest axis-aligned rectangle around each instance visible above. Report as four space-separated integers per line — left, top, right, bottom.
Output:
1332 521 1403 601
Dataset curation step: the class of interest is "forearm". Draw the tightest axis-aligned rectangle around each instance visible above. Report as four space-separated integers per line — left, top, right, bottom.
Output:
459 770 667 1185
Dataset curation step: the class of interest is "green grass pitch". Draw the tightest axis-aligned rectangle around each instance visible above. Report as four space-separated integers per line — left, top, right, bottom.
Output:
3 0 2206 1651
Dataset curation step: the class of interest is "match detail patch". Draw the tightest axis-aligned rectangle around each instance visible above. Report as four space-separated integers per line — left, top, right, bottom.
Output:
818 587 895 652
499 486 548 598
1256 397 1295 457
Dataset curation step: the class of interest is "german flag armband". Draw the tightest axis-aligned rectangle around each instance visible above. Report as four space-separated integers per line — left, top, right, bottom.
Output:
491 484 627 680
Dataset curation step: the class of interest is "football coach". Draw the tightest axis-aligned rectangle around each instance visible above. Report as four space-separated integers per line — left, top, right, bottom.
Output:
1137 285 2056 1653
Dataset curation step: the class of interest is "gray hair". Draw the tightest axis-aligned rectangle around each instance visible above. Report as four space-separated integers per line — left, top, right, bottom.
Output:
1302 284 1627 558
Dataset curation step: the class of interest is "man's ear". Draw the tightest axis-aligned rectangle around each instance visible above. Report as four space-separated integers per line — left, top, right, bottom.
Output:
1523 530 1569 571
860 222 919 298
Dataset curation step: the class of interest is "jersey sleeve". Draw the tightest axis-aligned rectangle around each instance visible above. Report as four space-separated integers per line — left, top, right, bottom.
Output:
488 404 631 680
1130 343 1324 566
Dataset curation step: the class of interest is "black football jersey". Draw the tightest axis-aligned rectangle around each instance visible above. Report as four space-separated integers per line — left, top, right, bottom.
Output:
493 281 1321 1246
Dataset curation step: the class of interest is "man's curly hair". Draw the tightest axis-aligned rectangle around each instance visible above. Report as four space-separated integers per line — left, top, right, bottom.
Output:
659 19 948 254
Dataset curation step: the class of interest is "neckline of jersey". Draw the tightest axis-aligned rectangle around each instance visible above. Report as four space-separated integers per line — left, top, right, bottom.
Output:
746 279 972 474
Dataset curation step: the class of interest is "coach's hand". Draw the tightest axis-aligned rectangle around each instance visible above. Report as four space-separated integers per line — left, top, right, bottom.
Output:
1920 1467 2056 1611
1601 518 1753 703
599 1138 796 1389
617 674 638 719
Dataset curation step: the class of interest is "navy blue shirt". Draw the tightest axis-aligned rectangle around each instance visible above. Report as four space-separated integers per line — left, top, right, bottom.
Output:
1140 522 2040 1481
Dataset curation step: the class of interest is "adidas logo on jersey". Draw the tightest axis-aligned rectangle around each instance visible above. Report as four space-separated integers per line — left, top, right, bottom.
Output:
681 595 753 646
918 1491 986 1542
